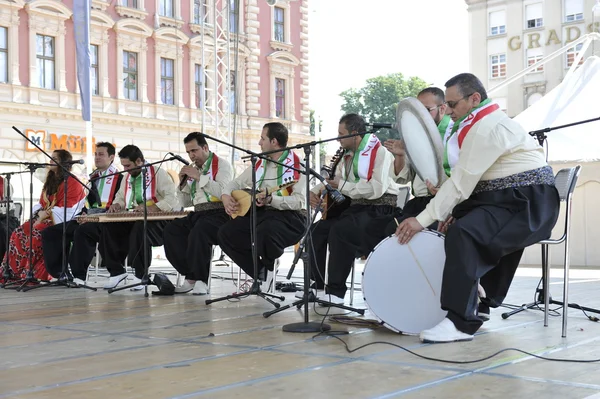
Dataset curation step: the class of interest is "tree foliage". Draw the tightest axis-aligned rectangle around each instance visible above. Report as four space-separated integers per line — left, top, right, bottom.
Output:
339 73 429 141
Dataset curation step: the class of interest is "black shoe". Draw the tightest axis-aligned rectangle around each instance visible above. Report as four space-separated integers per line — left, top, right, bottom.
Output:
478 302 490 322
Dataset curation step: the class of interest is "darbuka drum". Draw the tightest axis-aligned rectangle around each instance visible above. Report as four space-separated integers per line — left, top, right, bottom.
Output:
362 230 447 334
396 97 445 187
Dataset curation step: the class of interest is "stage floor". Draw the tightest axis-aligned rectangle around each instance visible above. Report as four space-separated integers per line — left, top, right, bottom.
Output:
1 253 600 399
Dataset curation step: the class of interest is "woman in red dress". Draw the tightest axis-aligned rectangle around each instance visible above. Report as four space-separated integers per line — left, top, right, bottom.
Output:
3 149 86 281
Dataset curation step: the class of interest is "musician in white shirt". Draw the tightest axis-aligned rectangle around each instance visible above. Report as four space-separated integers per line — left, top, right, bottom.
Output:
396 73 560 343
163 132 233 295
41 142 123 286
218 122 306 285
101 145 180 290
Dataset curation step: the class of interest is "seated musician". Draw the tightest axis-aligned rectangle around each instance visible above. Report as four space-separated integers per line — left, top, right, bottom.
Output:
3 150 86 281
162 132 233 295
41 142 122 285
218 122 306 287
396 73 560 343
0 176 20 270
362 87 450 263
308 113 399 304
101 145 180 290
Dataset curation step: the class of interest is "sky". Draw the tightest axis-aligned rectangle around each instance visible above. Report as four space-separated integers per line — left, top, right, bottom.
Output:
308 0 470 151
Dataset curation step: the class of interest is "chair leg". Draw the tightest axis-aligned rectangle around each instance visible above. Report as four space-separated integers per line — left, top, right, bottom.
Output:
543 244 550 327
562 232 571 338
349 260 355 306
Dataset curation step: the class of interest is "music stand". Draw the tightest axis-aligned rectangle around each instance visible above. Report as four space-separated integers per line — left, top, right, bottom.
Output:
9 127 96 292
104 157 182 297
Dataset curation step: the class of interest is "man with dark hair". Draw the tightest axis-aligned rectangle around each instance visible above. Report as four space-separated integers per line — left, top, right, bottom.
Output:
396 73 560 343
307 113 399 305
101 144 180 290
41 142 123 285
218 122 306 288
361 87 451 260
162 132 233 295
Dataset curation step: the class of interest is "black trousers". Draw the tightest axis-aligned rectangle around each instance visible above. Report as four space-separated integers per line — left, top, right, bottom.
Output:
41 221 102 280
362 196 436 257
442 184 560 335
163 209 229 283
310 204 396 298
100 220 167 279
217 208 305 279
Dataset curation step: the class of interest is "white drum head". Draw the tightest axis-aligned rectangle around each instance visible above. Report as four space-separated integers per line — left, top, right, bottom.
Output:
362 230 447 335
396 97 445 187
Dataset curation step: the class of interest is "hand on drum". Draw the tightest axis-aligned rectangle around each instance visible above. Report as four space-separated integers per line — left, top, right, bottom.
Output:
383 139 406 156
395 217 424 244
425 179 440 196
437 216 455 234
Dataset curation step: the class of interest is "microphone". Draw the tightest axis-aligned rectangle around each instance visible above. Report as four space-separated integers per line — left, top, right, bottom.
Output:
61 159 85 165
168 152 191 190
308 167 345 204
366 122 395 130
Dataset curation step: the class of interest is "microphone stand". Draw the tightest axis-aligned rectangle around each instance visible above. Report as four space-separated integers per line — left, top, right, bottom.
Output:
260 136 366 330
199 134 300 308
529 115 600 146
0 169 30 286
106 156 182 297
10 127 97 293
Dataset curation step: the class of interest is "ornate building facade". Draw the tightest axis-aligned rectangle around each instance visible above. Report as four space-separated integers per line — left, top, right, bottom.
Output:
465 0 598 117
0 0 310 213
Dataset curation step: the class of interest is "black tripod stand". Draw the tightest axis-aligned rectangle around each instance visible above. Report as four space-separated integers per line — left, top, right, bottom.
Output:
106 157 181 297
0 170 28 286
261 140 366 331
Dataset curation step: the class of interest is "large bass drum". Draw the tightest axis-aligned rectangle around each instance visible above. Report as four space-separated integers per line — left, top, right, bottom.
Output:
362 230 447 335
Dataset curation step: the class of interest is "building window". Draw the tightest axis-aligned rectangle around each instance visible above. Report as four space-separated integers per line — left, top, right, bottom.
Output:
90 44 99 96
0 27 7 84
229 71 237 113
36 34 55 90
527 48 544 72
566 43 585 67
159 0 174 18
490 54 507 78
274 7 285 42
229 0 238 33
195 64 203 108
275 78 285 118
123 50 138 101
489 10 506 36
526 3 543 28
193 0 207 24
120 0 138 7
565 0 584 22
161 57 174 105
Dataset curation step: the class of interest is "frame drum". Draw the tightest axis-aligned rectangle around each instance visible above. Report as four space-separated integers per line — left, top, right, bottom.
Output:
396 97 445 187
362 230 447 334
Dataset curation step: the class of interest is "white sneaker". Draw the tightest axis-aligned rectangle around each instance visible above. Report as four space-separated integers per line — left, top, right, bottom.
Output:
260 269 274 292
103 273 127 289
192 281 208 295
317 292 345 305
129 276 144 291
73 278 86 286
175 280 195 294
419 318 474 343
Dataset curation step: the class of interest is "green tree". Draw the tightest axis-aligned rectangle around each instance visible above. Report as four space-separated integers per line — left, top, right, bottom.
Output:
339 73 429 141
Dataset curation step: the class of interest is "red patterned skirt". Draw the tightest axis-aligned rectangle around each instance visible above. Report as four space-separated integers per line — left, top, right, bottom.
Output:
2 219 52 281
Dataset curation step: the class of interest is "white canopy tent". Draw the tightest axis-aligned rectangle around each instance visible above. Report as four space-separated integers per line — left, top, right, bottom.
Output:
512 52 600 267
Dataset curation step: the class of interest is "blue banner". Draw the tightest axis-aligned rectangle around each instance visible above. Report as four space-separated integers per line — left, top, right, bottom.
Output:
73 0 91 121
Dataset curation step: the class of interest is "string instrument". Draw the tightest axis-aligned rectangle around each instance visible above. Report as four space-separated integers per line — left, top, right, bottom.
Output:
320 147 351 220
230 178 298 219
76 210 190 223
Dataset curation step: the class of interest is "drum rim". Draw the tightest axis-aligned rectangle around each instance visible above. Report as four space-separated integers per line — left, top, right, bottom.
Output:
396 97 445 187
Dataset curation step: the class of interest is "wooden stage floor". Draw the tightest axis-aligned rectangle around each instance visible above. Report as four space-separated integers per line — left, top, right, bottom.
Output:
1 254 600 399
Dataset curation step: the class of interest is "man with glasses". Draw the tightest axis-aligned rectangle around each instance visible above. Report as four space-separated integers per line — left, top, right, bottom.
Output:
396 73 560 343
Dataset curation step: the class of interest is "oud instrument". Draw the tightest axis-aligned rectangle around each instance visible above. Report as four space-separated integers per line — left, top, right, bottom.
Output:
320 147 351 220
229 178 297 219
76 210 190 223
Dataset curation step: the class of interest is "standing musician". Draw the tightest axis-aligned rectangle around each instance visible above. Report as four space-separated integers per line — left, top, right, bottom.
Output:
162 132 233 295
218 122 306 285
308 113 399 304
101 145 180 290
396 73 560 343
41 142 122 285
362 87 450 257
